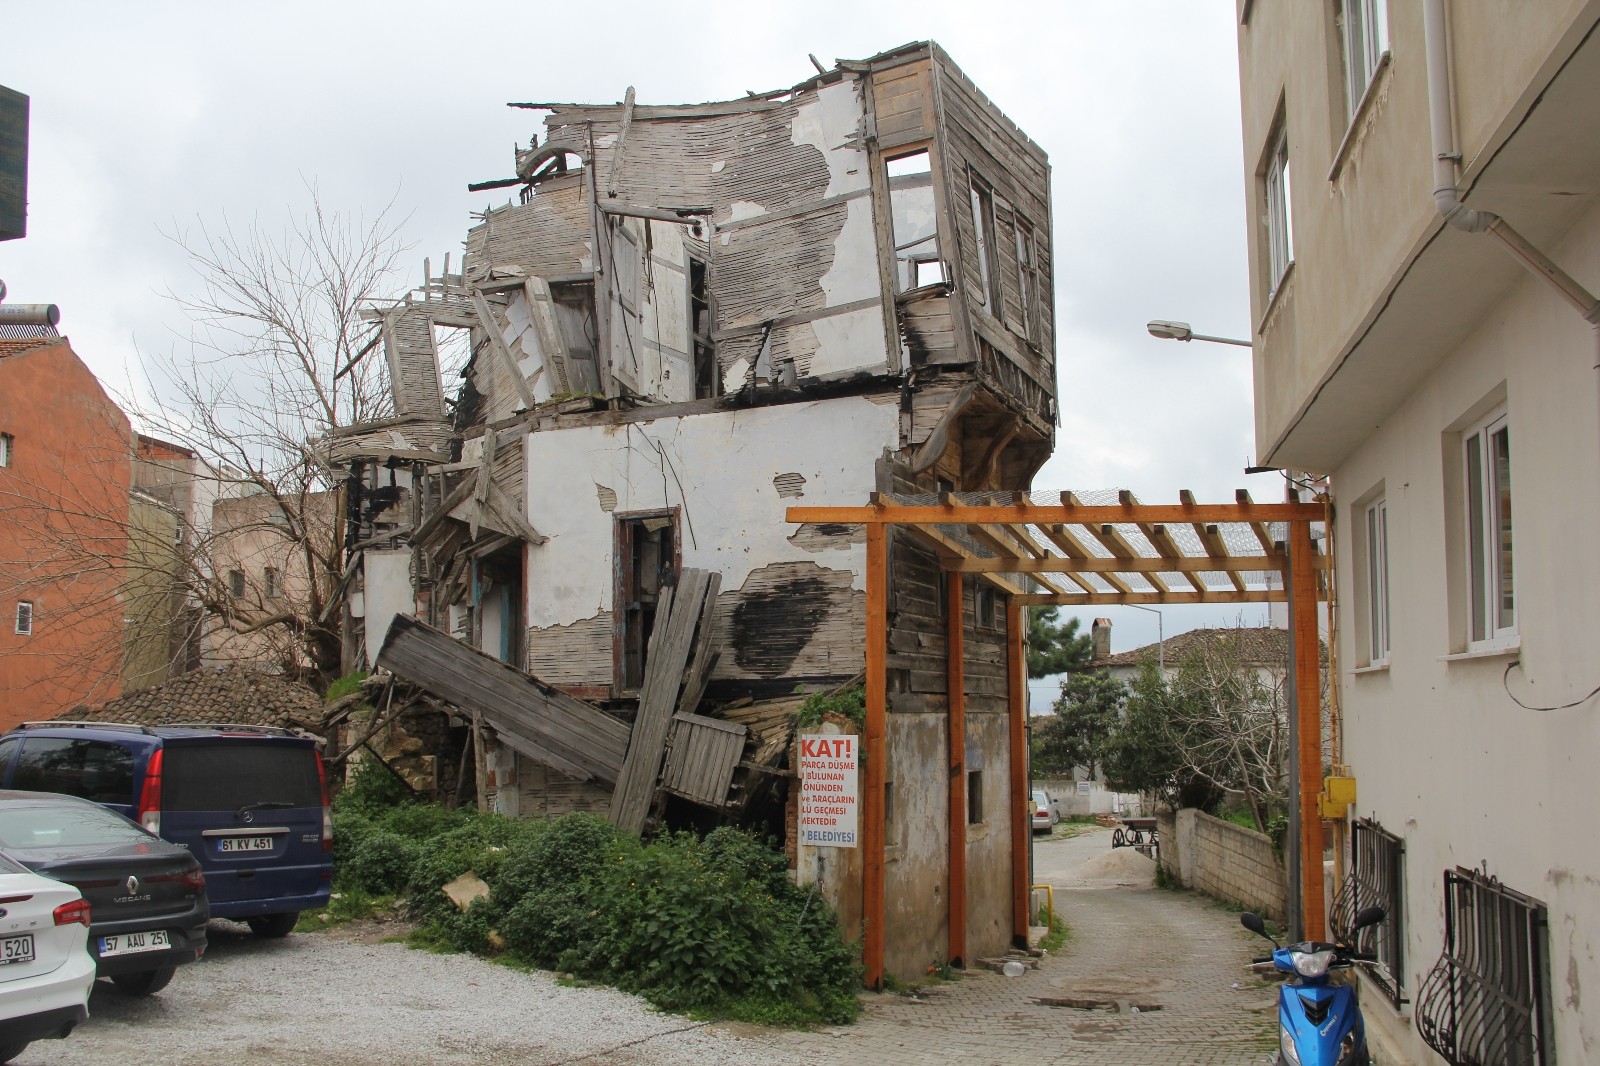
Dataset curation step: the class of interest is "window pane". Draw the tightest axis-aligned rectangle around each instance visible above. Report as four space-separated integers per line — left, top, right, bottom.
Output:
14 738 135 805
1466 432 1486 641
970 182 994 306
163 743 321 812
1491 425 1514 631
1378 504 1390 656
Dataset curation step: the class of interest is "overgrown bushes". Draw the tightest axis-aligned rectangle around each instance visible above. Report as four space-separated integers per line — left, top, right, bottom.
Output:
324 766 860 1025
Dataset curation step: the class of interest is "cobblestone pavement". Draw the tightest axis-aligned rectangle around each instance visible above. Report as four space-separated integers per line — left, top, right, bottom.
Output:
765 826 1277 1066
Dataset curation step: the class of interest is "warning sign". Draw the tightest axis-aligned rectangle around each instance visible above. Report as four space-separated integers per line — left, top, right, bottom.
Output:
798 733 859 848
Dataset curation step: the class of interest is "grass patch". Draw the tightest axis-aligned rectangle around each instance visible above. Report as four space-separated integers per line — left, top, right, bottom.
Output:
1038 911 1070 955
295 889 396 932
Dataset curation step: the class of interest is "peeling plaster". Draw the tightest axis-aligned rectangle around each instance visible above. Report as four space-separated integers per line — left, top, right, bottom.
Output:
594 133 619 149
523 397 896 627
727 200 768 223
595 484 618 511
772 472 806 498
789 79 870 199
710 160 727 174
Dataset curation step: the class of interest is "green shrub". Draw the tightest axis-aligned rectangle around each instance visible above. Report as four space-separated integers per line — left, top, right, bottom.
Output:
344 830 421 894
380 803 468 842
335 756 411 816
795 684 866 728
497 814 624 968
406 814 544 927
331 809 374 871
324 672 369 702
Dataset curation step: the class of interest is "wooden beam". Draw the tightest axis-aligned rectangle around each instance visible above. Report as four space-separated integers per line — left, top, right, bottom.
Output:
471 289 538 411
1006 598 1028 950
1147 524 1208 594
1289 522 1326 941
1091 523 1168 594
950 555 1306 574
1031 523 1111 596
1012 591 1279 606
786 502 1324 525
863 523 888 990
946 569 967 969
1237 489 1277 553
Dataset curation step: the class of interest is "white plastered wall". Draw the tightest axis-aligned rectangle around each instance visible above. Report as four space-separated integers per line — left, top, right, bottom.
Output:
1332 197 1600 1060
522 396 897 628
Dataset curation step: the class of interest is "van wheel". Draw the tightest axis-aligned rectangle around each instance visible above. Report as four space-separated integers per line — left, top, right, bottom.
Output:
0 1041 29 1064
247 913 299 939
110 964 176 996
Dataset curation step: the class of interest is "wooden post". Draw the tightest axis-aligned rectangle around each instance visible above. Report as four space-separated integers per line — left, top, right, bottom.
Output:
946 570 967 968
1290 521 1326 940
863 523 888 989
1006 598 1028 948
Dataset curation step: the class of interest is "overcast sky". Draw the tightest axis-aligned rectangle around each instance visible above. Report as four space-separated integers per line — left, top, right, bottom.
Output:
1 1 1282 679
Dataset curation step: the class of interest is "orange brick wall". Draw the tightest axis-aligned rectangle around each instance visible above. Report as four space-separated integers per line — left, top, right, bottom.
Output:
0 339 131 726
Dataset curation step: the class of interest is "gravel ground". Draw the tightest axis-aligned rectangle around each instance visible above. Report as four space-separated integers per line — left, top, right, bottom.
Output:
21 921 812 1066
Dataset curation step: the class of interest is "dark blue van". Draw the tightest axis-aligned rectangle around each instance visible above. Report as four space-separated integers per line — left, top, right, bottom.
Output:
0 722 332 937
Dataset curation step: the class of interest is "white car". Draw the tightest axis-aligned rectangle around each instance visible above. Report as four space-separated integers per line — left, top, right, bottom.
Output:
0 851 95 1063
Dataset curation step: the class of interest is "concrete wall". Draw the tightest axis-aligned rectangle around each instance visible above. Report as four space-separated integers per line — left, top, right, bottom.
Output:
1157 808 1287 922
1035 777 1140 818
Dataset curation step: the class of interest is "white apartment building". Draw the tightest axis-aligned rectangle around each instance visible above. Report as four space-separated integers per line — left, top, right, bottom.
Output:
1236 2 1600 1062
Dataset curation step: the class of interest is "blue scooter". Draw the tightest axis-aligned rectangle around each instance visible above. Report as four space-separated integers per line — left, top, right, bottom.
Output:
1240 905 1386 1066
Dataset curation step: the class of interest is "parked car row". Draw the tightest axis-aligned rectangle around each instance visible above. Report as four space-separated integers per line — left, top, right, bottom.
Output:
0 722 334 1062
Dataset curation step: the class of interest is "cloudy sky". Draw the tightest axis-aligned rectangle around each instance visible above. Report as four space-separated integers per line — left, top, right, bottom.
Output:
1 1 1281 676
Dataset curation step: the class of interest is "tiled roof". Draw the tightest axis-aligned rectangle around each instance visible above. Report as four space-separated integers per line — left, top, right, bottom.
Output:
82 668 325 730
1087 626 1324 670
0 336 66 360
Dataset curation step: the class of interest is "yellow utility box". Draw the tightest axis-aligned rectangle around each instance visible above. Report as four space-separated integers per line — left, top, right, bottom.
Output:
1320 775 1357 817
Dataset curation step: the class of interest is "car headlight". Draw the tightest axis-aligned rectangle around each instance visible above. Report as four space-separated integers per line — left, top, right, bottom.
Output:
1280 1024 1303 1065
1290 949 1335 978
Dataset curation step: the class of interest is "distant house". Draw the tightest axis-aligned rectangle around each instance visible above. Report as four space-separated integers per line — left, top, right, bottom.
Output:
1235 2 1600 1062
1083 620 1299 689
0 335 131 724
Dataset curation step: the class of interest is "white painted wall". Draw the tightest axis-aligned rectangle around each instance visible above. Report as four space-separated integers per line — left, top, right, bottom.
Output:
1332 198 1600 1060
362 549 415 669
521 395 898 627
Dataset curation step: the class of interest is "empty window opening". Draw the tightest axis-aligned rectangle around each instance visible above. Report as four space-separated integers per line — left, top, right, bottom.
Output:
264 567 281 600
885 780 897 845
976 583 999 629
688 254 718 398
969 177 1001 312
967 769 984 824
14 601 32 636
227 570 245 599
0 432 11 467
549 281 600 395
886 149 944 291
617 513 679 691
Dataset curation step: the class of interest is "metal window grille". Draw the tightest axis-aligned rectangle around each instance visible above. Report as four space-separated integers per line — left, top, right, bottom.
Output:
1331 817 1406 1009
1416 867 1551 1066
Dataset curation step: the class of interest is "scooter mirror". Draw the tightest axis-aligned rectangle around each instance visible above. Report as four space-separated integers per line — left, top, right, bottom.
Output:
1354 905 1387 930
1240 912 1267 936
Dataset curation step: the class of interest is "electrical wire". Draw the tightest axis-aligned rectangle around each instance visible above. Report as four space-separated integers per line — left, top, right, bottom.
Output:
1502 659 1600 711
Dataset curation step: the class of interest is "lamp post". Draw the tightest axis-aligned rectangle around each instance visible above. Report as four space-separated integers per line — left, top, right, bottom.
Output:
1124 603 1164 673
1145 319 1251 347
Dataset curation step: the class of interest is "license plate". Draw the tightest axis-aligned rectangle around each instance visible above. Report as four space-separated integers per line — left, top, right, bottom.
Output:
0 934 34 966
99 930 170 957
219 836 275 853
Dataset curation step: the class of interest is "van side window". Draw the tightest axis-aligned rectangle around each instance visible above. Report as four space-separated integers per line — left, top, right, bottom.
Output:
14 738 135 806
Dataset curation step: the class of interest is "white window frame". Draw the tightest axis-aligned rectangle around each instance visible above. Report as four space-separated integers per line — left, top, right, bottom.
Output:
15 601 33 636
0 432 12 468
1265 124 1294 296
1365 498 1390 664
969 175 1001 312
264 567 280 600
1339 0 1390 119
1464 410 1515 649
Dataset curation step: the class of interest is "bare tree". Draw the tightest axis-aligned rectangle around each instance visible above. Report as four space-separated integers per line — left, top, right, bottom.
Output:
125 192 411 688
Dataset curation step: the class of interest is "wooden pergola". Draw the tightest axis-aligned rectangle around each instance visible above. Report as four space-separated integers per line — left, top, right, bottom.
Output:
787 489 1329 988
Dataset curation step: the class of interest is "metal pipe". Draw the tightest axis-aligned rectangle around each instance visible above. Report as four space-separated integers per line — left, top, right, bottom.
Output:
1125 603 1164 672
1423 0 1497 233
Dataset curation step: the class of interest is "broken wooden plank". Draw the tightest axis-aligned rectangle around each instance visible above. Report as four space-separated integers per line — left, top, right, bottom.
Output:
608 569 718 833
472 289 538 411
375 614 629 784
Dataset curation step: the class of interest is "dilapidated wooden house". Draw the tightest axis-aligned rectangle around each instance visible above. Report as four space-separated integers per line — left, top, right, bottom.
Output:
335 41 1056 982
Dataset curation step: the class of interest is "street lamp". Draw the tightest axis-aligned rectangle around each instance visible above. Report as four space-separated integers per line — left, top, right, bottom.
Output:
1124 603 1164 673
1145 319 1251 347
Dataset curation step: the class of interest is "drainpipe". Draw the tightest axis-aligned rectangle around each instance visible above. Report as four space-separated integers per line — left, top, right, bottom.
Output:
1424 0 1600 450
